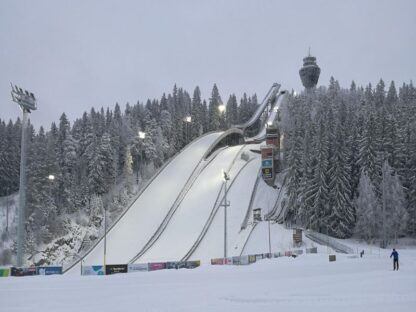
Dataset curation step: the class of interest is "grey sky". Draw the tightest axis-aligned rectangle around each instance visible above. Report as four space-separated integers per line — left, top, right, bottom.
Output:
1 0 415 129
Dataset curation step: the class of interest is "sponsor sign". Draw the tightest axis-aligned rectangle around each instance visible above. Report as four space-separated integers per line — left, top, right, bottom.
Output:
239 256 249 265
262 159 273 168
293 249 303 255
105 264 128 275
284 251 293 257
261 147 273 159
128 263 149 272
248 255 256 264
184 261 200 269
11 267 37 277
232 256 241 265
0 268 10 277
166 262 179 269
306 247 317 254
36 266 62 275
255 254 264 261
262 167 273 180
225 258 233 265
211 258 225 265
81 265 105 276
148 262 166 271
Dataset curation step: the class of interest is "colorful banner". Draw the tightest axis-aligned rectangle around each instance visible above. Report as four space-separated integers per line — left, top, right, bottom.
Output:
81 265 105 276
148 262 166 271
36 266 62 275
239 256 249 265
128 263 149 272
0 268 10 277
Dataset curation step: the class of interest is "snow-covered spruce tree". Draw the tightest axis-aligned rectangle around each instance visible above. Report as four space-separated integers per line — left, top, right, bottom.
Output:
381 161 408 244
304 105 330 233
208 84 222 132
328 107 354 238
190 86 204 140
354 171 380 242
226 94 238 129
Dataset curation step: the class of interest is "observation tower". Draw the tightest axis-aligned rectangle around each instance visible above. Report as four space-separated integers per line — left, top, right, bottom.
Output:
299 49 320 90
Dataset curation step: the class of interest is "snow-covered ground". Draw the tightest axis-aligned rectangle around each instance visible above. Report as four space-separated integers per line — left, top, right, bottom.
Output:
2 250 415 312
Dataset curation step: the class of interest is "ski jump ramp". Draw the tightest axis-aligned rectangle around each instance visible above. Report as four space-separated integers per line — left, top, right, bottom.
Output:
66 85 287 273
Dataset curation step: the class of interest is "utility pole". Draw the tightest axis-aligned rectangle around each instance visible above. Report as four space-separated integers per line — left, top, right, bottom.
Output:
11 84 37 267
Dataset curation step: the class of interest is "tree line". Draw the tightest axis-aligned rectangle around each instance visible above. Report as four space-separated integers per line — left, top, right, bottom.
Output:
0 84 259 258
283 79 416 244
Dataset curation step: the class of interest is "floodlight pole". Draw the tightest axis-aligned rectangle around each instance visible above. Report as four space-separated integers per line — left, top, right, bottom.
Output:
222 171 230 260
11 84 37 267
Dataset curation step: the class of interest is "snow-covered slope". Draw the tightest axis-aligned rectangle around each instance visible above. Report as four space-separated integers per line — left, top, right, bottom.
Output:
68 133 223 272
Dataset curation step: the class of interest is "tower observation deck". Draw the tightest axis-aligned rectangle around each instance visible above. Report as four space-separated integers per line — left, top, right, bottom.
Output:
299 51 320 89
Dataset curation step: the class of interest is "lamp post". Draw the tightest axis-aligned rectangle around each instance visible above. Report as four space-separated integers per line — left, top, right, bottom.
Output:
11 83 37 267
221 170 230 260
184 116 191 144
48 174 55 217
136 131 146 184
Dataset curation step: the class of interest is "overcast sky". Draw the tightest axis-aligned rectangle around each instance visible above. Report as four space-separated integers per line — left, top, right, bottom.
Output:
1 0 415 129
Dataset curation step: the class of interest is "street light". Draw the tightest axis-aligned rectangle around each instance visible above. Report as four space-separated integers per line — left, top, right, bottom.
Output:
136 131 146 184
221 170 230 260
11 83 37 267
184 116 192 144
218 104 226 113
48 175 55 181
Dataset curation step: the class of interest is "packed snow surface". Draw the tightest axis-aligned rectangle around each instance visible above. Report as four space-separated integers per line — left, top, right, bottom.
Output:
2 250 415 312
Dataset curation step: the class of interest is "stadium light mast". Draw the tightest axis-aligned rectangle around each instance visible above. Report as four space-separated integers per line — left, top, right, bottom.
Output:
11 83 38 267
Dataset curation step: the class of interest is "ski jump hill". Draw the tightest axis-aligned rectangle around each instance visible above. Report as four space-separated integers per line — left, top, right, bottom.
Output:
66 84 295 274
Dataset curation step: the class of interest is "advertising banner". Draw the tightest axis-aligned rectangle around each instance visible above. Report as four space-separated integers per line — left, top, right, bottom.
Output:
11 267 37 277
81 265 105 276
105 264 128 275
255 254 264 261
293 249 303 255
232 256 241 265
148 262 166 271
0 268 10 277
184 261 200 269
248 255 256 263
128 263 149 272
284 251 293 257
225 258 233 265
306 247 317 254
36 266 63 275
166 262 179 269
239 256 249 265
211 258 225 265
